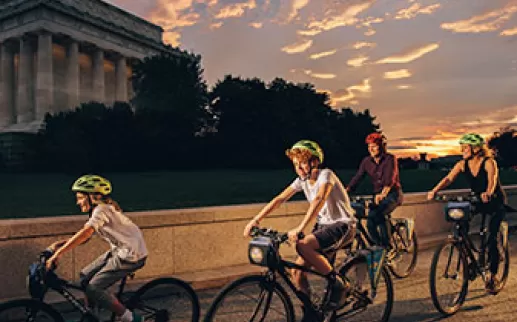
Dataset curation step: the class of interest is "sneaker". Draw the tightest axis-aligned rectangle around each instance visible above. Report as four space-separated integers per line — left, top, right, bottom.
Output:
486 276 500 295
326 275 350 309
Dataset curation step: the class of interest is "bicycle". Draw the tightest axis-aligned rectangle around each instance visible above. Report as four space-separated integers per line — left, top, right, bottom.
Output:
203 226 393 322
350 196 418 278
429 193 510 316
0 248 200 322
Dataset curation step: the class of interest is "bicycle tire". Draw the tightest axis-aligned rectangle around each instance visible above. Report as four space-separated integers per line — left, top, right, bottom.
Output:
487 226 510 293
388 223 418 279
0 298 64 322
336 256 393 322
203 274 295 322
127 277 200 322
429 240 469 316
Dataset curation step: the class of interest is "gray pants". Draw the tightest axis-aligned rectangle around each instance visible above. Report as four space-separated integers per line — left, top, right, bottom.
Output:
80 251 146 308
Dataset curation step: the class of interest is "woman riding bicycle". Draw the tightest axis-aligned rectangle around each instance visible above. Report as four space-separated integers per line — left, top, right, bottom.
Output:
427 133 506 294
243 140 357 319
46 175 148 322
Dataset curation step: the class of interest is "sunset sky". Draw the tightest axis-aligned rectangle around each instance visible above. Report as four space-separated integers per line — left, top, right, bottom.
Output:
107 0 517 158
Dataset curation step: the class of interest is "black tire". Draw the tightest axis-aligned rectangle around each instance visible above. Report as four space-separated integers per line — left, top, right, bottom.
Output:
0 298 64 322
487 224 510 293
336 256 393 322
127 277 200 322
429 240 469 316
388 223 418 279
203 275 295 322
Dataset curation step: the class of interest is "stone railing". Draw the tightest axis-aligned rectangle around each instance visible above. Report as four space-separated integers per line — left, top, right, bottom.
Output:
0 186 516 300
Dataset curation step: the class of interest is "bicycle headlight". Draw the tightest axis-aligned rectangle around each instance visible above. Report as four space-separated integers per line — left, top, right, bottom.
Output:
448 208 465 220
249 246 264 264
248 237 278 267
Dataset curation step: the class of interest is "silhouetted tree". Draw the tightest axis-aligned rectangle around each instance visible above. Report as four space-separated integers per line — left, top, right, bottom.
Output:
488 127 517 168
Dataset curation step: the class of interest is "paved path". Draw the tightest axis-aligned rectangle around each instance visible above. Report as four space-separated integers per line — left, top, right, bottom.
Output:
197 233 517 321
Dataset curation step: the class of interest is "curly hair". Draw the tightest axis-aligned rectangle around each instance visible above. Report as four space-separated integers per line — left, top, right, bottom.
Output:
285 148 315 162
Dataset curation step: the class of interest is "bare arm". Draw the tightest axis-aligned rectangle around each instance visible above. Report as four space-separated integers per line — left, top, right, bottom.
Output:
428 161 463 198
252 186 297 224
53 225 95 258
484 158 498 196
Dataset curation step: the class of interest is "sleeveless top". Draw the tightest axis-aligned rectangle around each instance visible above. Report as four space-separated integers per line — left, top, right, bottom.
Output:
463 157 505 206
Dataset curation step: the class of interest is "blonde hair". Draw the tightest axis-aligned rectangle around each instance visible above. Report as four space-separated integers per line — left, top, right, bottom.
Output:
91 194 123 212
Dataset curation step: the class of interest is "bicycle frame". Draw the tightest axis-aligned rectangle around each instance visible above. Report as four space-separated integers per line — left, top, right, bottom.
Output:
36 271 130 322
448 212 491 281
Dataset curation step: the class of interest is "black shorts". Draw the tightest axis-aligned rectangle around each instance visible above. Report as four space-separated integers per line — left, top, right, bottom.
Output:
312 221 354 253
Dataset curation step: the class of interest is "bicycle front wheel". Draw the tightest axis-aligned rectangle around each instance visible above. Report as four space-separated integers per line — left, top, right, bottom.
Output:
336 257 393 322
203 275 295 322
0 298 64 322
429 240 469 316
127 277 200 322
388 223 418 278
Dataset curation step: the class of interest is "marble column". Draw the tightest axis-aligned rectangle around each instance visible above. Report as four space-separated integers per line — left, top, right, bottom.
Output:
66 40 80 109
17 36 34 123
35 32 53 120
115 55 127 102
0 41 16 127
92 48 105 103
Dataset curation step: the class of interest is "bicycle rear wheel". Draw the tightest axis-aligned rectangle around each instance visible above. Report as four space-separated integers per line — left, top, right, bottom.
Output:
127 277 200 322
203 275 295 322
336 256 393 322
429 240 468 316
0 298 64 322
486 223 510 293
388 223 418 278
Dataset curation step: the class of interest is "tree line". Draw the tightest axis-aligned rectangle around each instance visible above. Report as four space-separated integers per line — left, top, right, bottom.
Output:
27 51 379 172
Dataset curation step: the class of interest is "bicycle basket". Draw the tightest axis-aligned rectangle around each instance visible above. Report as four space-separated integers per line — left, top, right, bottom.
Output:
444 202 471 222
248 237 279 268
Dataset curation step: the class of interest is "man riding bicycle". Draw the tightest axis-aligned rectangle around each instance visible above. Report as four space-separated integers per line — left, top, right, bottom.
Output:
243 140 357 320
346 132 403 250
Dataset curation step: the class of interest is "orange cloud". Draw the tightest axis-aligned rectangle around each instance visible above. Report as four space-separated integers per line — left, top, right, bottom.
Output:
310 49 338 60
375 43 439 64
210 21 223 29
395 3 441 20
281 39 313 54
352 41 376 49
441 3 517 33
301 1 374 36
310 73 337 79
347 56 369 67
501 26 517 35
148 0 198 45
331 79 371 105
249 22 263 28
288 0 310 22
361 16 384 27
397 84 413 89
384 69 412 79
214 0 257 19
364 29 376 36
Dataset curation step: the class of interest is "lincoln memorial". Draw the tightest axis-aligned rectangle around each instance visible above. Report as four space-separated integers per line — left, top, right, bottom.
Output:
0 0 175 133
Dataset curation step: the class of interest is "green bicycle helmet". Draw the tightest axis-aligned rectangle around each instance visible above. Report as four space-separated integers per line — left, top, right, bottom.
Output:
459 133 484 147
71 175 112 196
288 140 324 163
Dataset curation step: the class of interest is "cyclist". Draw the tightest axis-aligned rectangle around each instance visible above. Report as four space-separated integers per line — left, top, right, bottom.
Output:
427 133 506 294
346 132 403 250
46 175 148 322
243 140 356 317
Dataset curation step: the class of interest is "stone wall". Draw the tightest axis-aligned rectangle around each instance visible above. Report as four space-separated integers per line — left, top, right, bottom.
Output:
0 186 516 300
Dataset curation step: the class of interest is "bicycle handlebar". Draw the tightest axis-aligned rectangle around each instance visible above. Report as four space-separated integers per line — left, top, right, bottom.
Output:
434 193 480 203
250 226 305 243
